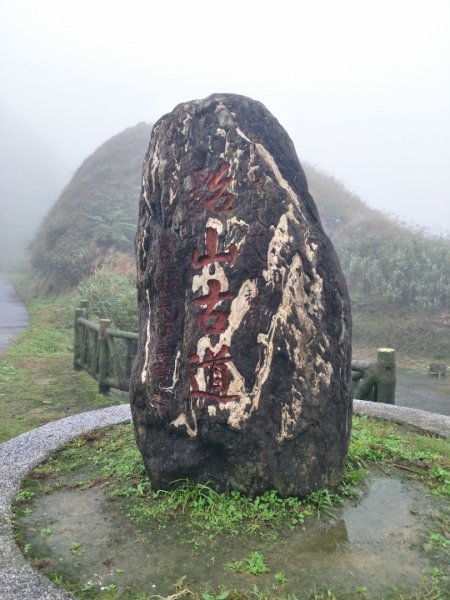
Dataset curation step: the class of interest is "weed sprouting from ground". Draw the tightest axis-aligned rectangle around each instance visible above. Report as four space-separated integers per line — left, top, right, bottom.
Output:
12 416 450 600
225 551 270 575
348 416 450 496
16 417 449 545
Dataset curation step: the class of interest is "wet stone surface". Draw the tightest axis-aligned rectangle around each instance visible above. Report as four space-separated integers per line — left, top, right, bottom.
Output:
0 276 28 356
15 470 448 598
131 93 352 496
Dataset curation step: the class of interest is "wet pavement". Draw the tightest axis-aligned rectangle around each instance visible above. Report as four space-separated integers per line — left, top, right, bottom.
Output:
0 276 28 356
396 371 450 416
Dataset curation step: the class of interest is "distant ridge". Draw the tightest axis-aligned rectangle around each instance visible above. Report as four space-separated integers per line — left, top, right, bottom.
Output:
29 122 152 289
29 123 449 321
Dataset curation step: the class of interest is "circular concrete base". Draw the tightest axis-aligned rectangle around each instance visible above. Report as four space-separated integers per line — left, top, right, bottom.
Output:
0 402 448 599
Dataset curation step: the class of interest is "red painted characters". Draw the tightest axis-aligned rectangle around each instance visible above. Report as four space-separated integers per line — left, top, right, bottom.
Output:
189 163 240 403
188 345 239 403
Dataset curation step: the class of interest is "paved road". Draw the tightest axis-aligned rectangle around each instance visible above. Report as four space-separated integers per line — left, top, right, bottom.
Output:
0 276 28 356
396 371 450 417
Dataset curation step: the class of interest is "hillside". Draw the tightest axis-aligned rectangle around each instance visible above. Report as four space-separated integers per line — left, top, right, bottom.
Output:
29 122 152 290
29 124 449 358
306 166 450 314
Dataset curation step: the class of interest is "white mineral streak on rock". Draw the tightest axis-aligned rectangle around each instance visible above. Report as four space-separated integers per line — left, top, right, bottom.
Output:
192 261 228 295
223 279 257 346
150 138 160 197
339 312 347 346
304 242 317 263
262 212 292 287
190 279 256 429
218 279 257 427
182 114 191 136
235 127 251 143
246 143 258 180
206 217 223 234
226 216 248 229
278 396 302 443
251 255 304 417
171 403 198 438
142 175 151 210
141 290 151 384
255 143 304 217
225 216 248 251
193 335 210 392
229 148 243 187
222 140 229 159
168 161 180 205
247 164 259 181
160 350 181 393
192 219 229 294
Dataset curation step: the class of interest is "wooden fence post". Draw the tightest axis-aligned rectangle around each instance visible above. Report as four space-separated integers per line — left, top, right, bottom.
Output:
73 308 84 370
376 348 396 404
98 319 111 394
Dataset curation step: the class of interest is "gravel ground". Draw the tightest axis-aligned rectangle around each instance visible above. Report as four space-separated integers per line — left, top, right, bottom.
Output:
0 405 131 600
1 401 449 600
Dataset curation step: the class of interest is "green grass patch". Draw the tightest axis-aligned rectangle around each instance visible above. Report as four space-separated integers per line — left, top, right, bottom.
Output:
17 417 449 540
0 289 122 443
348 416 449 496
5 278 449 600
13 416 450 600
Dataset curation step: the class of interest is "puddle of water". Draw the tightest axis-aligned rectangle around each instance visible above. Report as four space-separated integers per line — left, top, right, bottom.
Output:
273 476 431 594
18 471 448 597
344 476 416 543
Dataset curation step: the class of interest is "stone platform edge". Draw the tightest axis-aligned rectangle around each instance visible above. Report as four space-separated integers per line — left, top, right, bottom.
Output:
0 401 448 600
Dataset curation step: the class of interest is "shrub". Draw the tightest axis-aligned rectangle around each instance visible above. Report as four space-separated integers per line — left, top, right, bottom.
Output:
75 252 138 331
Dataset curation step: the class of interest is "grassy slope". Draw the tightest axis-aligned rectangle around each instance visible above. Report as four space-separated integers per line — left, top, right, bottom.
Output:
0 289 120 443
26 125 449 361
305 164 450 362
29 123 152 291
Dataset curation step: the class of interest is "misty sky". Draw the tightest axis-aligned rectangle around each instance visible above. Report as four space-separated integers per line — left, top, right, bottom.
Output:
1 0 449 234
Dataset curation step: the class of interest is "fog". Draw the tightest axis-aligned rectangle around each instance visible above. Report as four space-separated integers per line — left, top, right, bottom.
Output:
1 0 449 262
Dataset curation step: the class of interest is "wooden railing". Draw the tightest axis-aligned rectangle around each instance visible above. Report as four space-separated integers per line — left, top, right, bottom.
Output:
73 301 138 393
74 303 396 403
352 348 396 404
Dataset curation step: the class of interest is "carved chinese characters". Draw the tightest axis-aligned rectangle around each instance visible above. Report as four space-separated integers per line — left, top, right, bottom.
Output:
131 94 352 497
188 163 239 400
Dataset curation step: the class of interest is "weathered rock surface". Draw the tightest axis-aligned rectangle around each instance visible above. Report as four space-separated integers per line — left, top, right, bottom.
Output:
130 94 352 497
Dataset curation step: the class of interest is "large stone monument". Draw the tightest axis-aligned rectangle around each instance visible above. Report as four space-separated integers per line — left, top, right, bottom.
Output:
130 94 352 497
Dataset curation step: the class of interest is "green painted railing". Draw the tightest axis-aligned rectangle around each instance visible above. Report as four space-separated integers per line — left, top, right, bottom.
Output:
73 301 138 394
352 348 396 404
74 303 396 402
